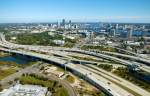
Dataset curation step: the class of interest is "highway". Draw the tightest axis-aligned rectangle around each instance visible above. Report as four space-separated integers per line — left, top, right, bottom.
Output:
0 47 150 96
0 47 129 96
84 64 150 96
66 49 150 73
0 33 150 96
100 51 150 65
1 33 150 68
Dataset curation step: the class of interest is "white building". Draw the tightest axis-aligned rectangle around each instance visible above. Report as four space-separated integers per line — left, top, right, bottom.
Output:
126 41 140 46
0 84 51 96
53 40 65 45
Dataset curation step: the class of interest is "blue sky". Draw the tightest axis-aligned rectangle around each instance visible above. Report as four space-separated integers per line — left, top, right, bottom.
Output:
0 0 150 23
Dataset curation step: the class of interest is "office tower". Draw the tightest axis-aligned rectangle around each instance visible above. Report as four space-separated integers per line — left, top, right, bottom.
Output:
62 19 65 26
57 21 60 28
69 20 71 24
116 24 118 29
109 29 116 37
116 24 119 32
128 26 133 40
113 29 116 37
68 20 72 29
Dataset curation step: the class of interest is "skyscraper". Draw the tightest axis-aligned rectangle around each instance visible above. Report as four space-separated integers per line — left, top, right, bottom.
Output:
128 26 133 40
116 24 119 33
57 21 60 28
69 20 71 24
68 20 72 29
62 19 65 26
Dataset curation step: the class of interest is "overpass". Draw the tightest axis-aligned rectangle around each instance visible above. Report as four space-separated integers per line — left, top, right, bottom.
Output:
1 33 150 72
1 33 150 66
0 47 121 96
1 34 150 95
98 51 150 66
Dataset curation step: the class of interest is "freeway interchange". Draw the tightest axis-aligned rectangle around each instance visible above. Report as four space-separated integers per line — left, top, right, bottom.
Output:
0 33 150 96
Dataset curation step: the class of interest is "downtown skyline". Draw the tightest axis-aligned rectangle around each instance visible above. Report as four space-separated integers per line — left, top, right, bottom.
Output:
0 0 150 23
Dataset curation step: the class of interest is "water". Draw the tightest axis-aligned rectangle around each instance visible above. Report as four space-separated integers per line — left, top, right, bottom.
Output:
0 55 34 64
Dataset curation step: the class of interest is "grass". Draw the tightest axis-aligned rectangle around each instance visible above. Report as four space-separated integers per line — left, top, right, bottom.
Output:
113 67 150 92
70 55 116 64
0 61 38 80
65 75 75 84
81 45 117 52
98 64 113 71
70 55 104 62
57 67 65 72
7 32 76 48
0 68 16 80
0 52 10 57
53 88 69 96
0 61 17 66
19 74 69 96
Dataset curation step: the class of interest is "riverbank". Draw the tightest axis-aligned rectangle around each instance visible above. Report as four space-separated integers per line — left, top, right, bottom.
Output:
0 52 10 57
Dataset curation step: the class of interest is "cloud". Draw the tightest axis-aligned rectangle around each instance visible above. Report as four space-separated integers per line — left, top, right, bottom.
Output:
98 16 150 20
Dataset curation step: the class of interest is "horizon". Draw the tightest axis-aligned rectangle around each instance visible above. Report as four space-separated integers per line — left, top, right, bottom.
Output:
0 0 150 23
1 21 150 24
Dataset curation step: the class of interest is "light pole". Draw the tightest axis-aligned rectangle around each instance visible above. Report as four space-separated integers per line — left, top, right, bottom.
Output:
64 62 67 75
64 60 68 75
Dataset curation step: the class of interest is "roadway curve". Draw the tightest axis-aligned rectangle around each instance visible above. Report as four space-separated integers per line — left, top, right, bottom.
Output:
0 47 122 96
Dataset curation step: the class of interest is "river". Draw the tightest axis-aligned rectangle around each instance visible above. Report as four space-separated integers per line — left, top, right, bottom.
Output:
0 55 36 64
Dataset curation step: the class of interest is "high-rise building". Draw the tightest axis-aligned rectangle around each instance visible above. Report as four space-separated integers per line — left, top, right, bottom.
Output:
116 24 119 29
109 29 116 37
113 29 116 37
62 19 65 26
57 21 60 28
68 20 72 29
116 24 119 33
69 20 71 24
128 26 133 40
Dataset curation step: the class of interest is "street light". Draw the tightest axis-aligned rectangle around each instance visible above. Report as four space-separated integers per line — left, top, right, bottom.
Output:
64 60 68 75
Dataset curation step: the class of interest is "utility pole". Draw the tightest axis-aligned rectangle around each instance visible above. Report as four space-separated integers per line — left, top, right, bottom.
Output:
64 60 69 75
64 62 67 75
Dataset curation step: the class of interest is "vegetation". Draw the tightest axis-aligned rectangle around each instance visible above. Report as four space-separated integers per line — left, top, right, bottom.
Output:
0 60 37 80
6 32 76 47
65 75 75 83
18 61 38 68
77 88 106 96
91 91 106 96
0 84 3 91
63 42 75 48
81 45 117 52
0 61 17 66
15 32 61 45
113 67 150 92
98 64 113 71
70 55 104 62
19 73 69 96
0 52 10 57
0 68 16 80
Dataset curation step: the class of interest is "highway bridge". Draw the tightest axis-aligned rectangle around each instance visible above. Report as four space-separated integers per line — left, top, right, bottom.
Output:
0 33 150 96
0 47 121 96
1 33 150 67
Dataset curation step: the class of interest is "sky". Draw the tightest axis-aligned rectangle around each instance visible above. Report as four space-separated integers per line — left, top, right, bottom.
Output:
0 0 150 23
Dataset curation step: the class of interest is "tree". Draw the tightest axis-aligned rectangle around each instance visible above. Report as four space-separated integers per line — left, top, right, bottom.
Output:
0 84 3 91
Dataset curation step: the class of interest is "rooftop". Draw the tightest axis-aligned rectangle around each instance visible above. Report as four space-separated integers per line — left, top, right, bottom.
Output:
0 84 51 96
